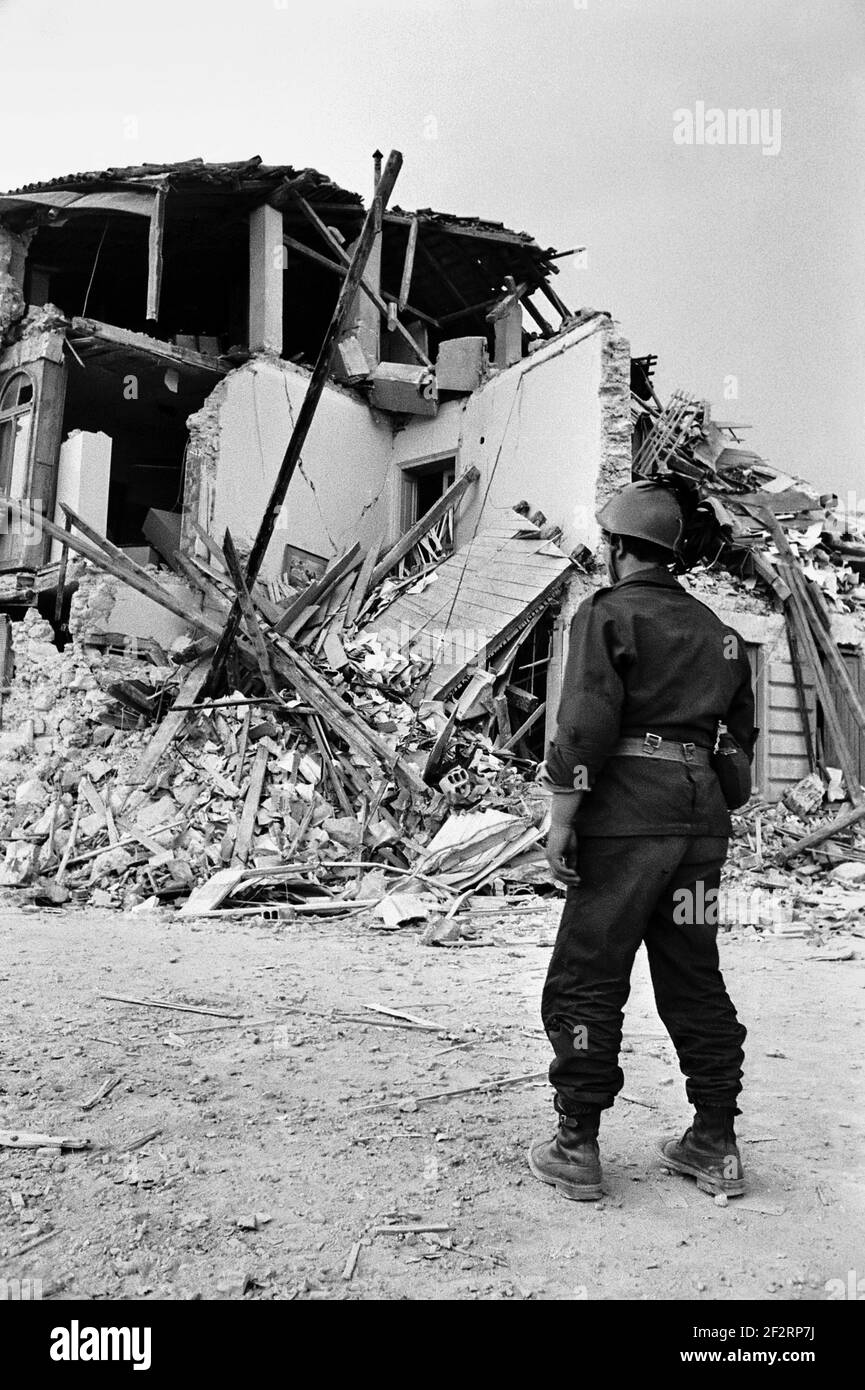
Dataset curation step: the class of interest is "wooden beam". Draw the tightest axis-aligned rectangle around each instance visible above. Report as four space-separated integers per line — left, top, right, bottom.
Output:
776 800 865 863
232 744 269 866
382 211 538 249
368 466 479 589
437 296 499 326
172 550 218 601
146 185 167 321
538 277 572 321
343 527 386 629
797 572 865 744
16 503 205 633
380 292 440 329
187 516 229 569
69 317 224 376
182 553 232 600
282 232 344 277
186 518 278 618
756 509 863 797
500 701 546 752
308 714 354 816
292 193 433 370
61 502 150 576
422 708 458 785
522 294 554 338
265 628 428 797
53 511 73 626
778 564 861 802
201 149 403 696
127 658 211 788
486 277 529 322
221 529 279 697
398 215 419 312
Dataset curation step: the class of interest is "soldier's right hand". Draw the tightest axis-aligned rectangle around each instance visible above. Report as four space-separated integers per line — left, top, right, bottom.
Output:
545 824 581 886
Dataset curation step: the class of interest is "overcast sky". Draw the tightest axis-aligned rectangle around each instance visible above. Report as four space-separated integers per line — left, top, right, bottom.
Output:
1 0 862 494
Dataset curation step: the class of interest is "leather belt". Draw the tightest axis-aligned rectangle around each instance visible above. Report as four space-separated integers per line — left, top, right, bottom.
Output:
612 733 712 765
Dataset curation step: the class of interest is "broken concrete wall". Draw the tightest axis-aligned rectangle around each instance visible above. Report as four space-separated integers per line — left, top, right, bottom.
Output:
66 556 195 649
185 355 394 578
597 324 633 506
188 319 630 584
0 222 31 339
390 316 630 556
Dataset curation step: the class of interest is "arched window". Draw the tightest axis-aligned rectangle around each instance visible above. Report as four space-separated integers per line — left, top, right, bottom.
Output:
0 371 35 499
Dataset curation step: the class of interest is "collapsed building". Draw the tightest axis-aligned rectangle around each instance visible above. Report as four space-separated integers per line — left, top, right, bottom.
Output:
0 151 863 913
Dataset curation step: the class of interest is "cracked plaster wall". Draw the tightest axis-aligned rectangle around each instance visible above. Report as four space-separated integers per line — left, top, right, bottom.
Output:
185 355 393 577
185 320 632 583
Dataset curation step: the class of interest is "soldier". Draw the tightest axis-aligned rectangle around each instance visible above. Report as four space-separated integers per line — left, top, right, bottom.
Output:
529 480 756 1201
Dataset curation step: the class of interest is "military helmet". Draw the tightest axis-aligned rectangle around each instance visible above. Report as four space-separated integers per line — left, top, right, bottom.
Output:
595 480 683 552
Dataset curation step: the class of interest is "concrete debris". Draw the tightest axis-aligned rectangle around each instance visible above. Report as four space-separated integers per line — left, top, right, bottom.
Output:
723 798 865 931
0 548 549 916
2 528 862 928
782 773 826 820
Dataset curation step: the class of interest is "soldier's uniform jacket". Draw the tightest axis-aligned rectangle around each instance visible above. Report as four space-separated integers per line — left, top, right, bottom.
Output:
540 567 756 837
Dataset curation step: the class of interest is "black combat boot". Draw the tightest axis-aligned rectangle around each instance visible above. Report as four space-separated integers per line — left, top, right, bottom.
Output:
528 1105 603 1201
659 1105 745 1197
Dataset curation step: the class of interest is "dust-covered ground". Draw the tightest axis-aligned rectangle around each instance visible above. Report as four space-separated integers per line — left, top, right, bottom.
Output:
0 904 862 1301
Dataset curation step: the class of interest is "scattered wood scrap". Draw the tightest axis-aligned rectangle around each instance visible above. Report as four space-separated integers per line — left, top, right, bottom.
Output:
0 1129 91 1151
79 1075 121 1111
100 994 242 1019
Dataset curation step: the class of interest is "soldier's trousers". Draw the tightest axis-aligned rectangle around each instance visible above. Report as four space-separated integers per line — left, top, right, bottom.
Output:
541 835 746 1113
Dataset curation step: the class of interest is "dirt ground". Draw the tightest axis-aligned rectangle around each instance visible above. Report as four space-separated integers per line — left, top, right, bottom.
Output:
0 901 862 1302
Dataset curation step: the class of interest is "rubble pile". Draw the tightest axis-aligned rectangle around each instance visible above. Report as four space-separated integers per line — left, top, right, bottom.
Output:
718 779 865 935
0 564 549 916
631 384 865 622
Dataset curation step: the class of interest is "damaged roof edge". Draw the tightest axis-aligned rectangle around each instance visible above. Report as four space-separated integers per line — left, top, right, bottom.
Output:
0 157 563 261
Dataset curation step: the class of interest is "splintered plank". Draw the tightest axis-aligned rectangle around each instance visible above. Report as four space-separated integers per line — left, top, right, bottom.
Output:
232 744 270 866
187 516 229 569
0 1129 91 1151
344 532 385 628
500 700 546 751
179 866 246 917
222 528 279 696
368 468 480 589
308 715 354 815
127 658 211 788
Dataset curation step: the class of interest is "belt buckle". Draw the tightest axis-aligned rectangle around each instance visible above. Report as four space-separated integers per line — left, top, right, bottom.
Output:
682 741 696 762
643 733 662 754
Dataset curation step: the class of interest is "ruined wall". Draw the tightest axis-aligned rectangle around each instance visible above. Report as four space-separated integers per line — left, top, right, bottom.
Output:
596 324 633 506
185 356 394 577
390 316 629 554
0 223 30 340
186 319 632 583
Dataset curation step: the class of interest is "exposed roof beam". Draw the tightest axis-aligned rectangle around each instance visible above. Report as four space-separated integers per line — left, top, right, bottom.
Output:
398 214 419 312
291 193 433 370
383 210 539 249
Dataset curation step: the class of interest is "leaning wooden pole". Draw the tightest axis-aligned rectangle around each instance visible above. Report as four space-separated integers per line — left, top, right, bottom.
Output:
201 148 404 697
